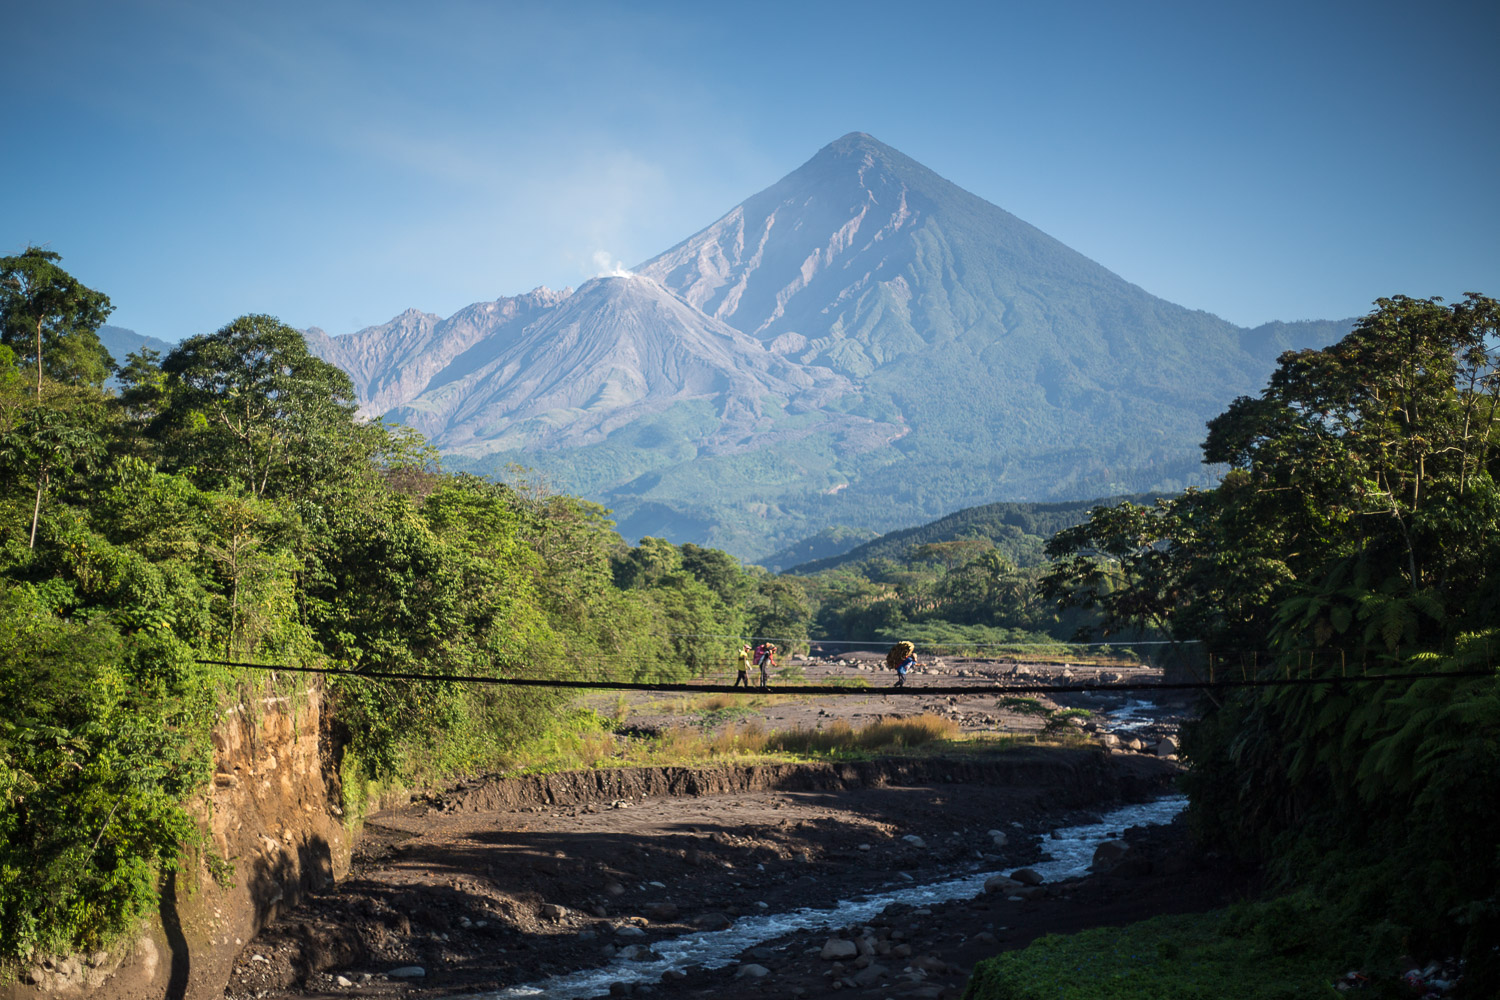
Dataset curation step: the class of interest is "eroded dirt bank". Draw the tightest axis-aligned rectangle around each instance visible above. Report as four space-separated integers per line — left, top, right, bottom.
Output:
224 749 1220 1000
4 689 349 1000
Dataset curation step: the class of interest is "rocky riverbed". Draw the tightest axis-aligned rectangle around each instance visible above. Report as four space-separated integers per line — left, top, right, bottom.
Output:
225 659 1233 1000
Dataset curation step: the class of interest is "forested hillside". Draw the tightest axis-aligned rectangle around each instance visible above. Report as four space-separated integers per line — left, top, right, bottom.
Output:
0 249 812 964
777 493 1167 574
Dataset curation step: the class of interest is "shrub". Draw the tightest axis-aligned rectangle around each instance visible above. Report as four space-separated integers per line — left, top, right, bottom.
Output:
962 905 1345 1000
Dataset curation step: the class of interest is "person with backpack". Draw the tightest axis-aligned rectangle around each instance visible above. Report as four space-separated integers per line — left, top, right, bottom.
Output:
734 644 753 688
757 642 777 689
886 640 917 688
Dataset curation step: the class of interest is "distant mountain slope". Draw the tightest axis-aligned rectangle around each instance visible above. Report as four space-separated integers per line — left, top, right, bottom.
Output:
305 287 569 419
1238 317 1357 362
382 274 864 453
780 492 1168 575
760 526 880 573
638 133 1272 409
97 324 171 366
309 133 1353 559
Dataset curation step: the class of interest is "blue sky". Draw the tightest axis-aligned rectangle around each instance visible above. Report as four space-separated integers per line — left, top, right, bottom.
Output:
5 0 1497 342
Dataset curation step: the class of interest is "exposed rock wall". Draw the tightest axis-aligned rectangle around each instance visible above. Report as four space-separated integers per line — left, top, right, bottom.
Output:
4 687 348 1000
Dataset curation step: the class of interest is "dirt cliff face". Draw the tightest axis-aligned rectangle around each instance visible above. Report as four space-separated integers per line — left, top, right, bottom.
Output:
4 687 348 1000
428 749 1168 815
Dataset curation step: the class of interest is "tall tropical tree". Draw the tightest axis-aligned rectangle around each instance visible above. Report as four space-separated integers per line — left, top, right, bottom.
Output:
160 314 371 499
0 248 113 396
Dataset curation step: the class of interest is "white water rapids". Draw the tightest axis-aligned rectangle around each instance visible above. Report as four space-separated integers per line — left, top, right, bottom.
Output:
489 794 1188 999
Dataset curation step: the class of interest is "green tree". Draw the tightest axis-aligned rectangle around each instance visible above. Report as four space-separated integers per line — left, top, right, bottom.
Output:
1202 293 1500 653
160 314 370 499
911 537 993 572
937 549 1023 622
111 348 167 434
1152 295 1500 989
680 542 750 605
0 587 211 959
0 376 108 549
0 248 114 395
612 536 684 590
746 574 813 648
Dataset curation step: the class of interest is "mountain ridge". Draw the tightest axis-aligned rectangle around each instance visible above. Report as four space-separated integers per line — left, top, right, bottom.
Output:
305 133 1354 558
382 273 868 454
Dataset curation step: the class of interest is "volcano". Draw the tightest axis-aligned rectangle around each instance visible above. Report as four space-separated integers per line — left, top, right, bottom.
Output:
309 133 1349 558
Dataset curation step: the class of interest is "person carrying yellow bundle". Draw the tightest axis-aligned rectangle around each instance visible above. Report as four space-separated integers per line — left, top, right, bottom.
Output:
886 641 917 688
734 644 752 688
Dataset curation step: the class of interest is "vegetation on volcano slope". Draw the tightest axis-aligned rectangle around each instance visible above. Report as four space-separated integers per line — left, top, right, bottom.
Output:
777 492 1167 574
1037 293 1500 994
0 250 817 963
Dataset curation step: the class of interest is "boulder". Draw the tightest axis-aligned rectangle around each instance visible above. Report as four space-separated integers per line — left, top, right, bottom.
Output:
821 938 858 960
1092 839 1131 870
1155 736 1180 757
1011 868 1044 886
692 911 733 931
735 963 770 979
540 903 566 921
984 874 1022 893
852 964 890 986
902 834 927 848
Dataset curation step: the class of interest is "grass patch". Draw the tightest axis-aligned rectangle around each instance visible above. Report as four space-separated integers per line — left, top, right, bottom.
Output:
963 903 1346 1000
769 714 960 755
697 705 759 727
498 701 1100 774
818 676 871 689
501 710 979 771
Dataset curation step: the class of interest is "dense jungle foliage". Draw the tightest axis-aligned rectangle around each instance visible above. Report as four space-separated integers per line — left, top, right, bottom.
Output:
0 250 814 962
1046 293 1500 992
797 537 1099 654
784 499 1152 655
